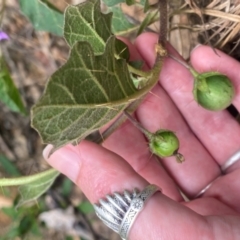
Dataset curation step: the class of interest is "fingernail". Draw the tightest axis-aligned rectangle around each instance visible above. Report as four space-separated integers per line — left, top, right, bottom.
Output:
43 144 81 182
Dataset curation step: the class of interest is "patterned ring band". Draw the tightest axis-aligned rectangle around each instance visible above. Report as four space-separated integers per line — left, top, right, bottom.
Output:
93 184 161 240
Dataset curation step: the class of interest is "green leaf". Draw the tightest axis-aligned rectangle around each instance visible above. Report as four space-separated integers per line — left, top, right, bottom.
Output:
137 10 159 36
16 169 59 208
102 0 124 7
31 36 139 150
125 0 135 5
19 215 35 236
114 38 130 60
2 206 19 219
0 155 21 176
78 201 94 214
140 0 150 12
19 0 64 36
64 0 112 54
111 6 138 35
31 0 163 150
61 178 73 197
0 66 26 115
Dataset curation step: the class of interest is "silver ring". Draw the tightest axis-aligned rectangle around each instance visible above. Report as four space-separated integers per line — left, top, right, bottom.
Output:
93 184 161 240
195 150 240 198
221 149 240 173
194 176 221 198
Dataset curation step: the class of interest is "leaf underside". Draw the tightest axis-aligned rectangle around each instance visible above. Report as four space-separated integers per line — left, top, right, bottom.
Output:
102 0 125 7
64 0 112 55
111 6 137 35
31 0 162 151
31 37 138 150
17 169 59 208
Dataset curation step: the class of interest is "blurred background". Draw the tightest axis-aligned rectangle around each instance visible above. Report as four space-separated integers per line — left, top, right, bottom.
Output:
0 0 239 239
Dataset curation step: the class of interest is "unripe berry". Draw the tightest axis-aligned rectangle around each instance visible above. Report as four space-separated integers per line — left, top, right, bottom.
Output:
149 130 184 163
192 71 234 111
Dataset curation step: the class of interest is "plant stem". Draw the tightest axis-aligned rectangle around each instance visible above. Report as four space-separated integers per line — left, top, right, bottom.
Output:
168 54 191 69
154 0 168 71
123 111 152 139
0 168 59 186
158 0 168 46
93 99 142 144
127 64 152 78
168 54 200 78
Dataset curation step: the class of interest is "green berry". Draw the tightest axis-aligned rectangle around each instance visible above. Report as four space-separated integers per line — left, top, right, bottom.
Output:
193 72 234 111
149 130 180 158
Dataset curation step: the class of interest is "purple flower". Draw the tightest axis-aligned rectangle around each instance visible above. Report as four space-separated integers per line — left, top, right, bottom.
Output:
0 31 9 41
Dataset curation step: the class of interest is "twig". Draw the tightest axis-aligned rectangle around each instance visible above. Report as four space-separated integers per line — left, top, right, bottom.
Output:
158 0 168 46
123 110 152 139
168 54 191 69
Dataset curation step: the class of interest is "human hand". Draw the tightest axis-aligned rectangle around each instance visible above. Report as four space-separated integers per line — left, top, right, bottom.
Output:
43 33 240 240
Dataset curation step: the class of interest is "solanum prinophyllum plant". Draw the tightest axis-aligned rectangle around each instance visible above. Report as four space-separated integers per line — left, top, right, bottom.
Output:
0 0 235 207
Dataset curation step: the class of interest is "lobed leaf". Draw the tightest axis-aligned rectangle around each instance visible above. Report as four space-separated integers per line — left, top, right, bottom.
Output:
19 0 64 36
64 0 112 54
31 36 139 150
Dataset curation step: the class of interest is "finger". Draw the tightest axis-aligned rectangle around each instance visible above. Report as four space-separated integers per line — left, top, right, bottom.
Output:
184 198 239 216
102 118 183 201
101 39 182 201
134 32 240 166
43 141 214 240
136 83 220 197
203 169 240 213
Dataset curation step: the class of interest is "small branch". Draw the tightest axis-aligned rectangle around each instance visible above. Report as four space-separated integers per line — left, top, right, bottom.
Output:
168 54 191 70
94 100 142 144
0 168 59 186
127 64 152 78
123 111 152 139
168 54 200 78
158 0 168 46
153 0 168 69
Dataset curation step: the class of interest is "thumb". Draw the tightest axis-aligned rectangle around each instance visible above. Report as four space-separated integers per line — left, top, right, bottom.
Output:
43 140 210 240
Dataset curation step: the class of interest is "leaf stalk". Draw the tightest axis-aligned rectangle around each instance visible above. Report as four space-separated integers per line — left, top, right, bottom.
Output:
127 64 152 78
0 168 59 186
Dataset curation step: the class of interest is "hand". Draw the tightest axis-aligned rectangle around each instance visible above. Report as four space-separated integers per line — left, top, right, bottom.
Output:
43 33 240 240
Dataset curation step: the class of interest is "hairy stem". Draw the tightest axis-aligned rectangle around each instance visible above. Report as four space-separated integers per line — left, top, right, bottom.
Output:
93 99 143 144
0 168 59 186
123 110 152 139
127 64 152 78
168 54 200 78
158 0 168 46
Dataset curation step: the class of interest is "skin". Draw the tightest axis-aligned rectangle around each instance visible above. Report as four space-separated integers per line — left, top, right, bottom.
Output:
43 33 240 240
